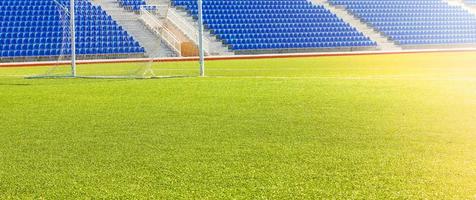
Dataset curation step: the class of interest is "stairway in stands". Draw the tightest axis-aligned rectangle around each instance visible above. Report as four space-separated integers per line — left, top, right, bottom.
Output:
115 0 234 56
169 8 235 56
329 0 476 48
315 0 401 51
95 0 176 57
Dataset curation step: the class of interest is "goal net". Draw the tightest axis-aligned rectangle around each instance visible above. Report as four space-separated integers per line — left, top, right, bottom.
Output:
27 0 202 79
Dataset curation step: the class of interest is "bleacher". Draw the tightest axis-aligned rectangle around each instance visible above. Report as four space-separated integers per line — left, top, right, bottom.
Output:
172 0 376 51
0 0 144 59
329 0 476 46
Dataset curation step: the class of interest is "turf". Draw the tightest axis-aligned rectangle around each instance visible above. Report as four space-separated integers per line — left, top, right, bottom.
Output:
0 52 476 199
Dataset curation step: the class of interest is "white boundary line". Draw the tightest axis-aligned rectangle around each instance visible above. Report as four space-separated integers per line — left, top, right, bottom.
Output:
208 75 476 81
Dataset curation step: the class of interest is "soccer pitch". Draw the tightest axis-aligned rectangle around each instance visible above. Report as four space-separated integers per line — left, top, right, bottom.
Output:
0 52 476 199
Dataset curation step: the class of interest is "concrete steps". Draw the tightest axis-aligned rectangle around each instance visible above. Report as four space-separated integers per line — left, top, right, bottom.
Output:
171 8 234 56
94 0 176 58
314 0 401 51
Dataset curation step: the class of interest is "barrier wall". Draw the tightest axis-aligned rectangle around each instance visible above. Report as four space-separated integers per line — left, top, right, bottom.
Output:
1 48 476 68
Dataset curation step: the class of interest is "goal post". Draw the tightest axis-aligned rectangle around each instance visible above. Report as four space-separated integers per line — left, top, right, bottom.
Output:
26 0 206 79
70 0 77 77
197 0 205 77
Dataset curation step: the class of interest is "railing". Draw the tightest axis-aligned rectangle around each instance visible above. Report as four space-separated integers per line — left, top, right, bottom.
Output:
139 5 182 56
167 9 214 55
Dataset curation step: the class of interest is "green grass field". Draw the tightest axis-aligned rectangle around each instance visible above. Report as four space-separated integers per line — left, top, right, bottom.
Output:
1 52 476 199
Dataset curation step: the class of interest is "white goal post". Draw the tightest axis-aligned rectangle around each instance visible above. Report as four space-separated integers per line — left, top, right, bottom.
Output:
70 0 77 77
28 0 206 79
197 0 205 76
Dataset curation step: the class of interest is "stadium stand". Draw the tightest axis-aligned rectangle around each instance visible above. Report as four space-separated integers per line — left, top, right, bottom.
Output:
0 0 145 59
171 0 377 51
329 0 476 46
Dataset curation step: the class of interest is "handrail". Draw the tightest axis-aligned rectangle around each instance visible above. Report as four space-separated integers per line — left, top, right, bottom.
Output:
140 6 182 56
167 9 213 54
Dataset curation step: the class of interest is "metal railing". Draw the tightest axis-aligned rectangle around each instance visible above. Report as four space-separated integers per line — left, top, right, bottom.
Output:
139 5 182 56
167 9 214 55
